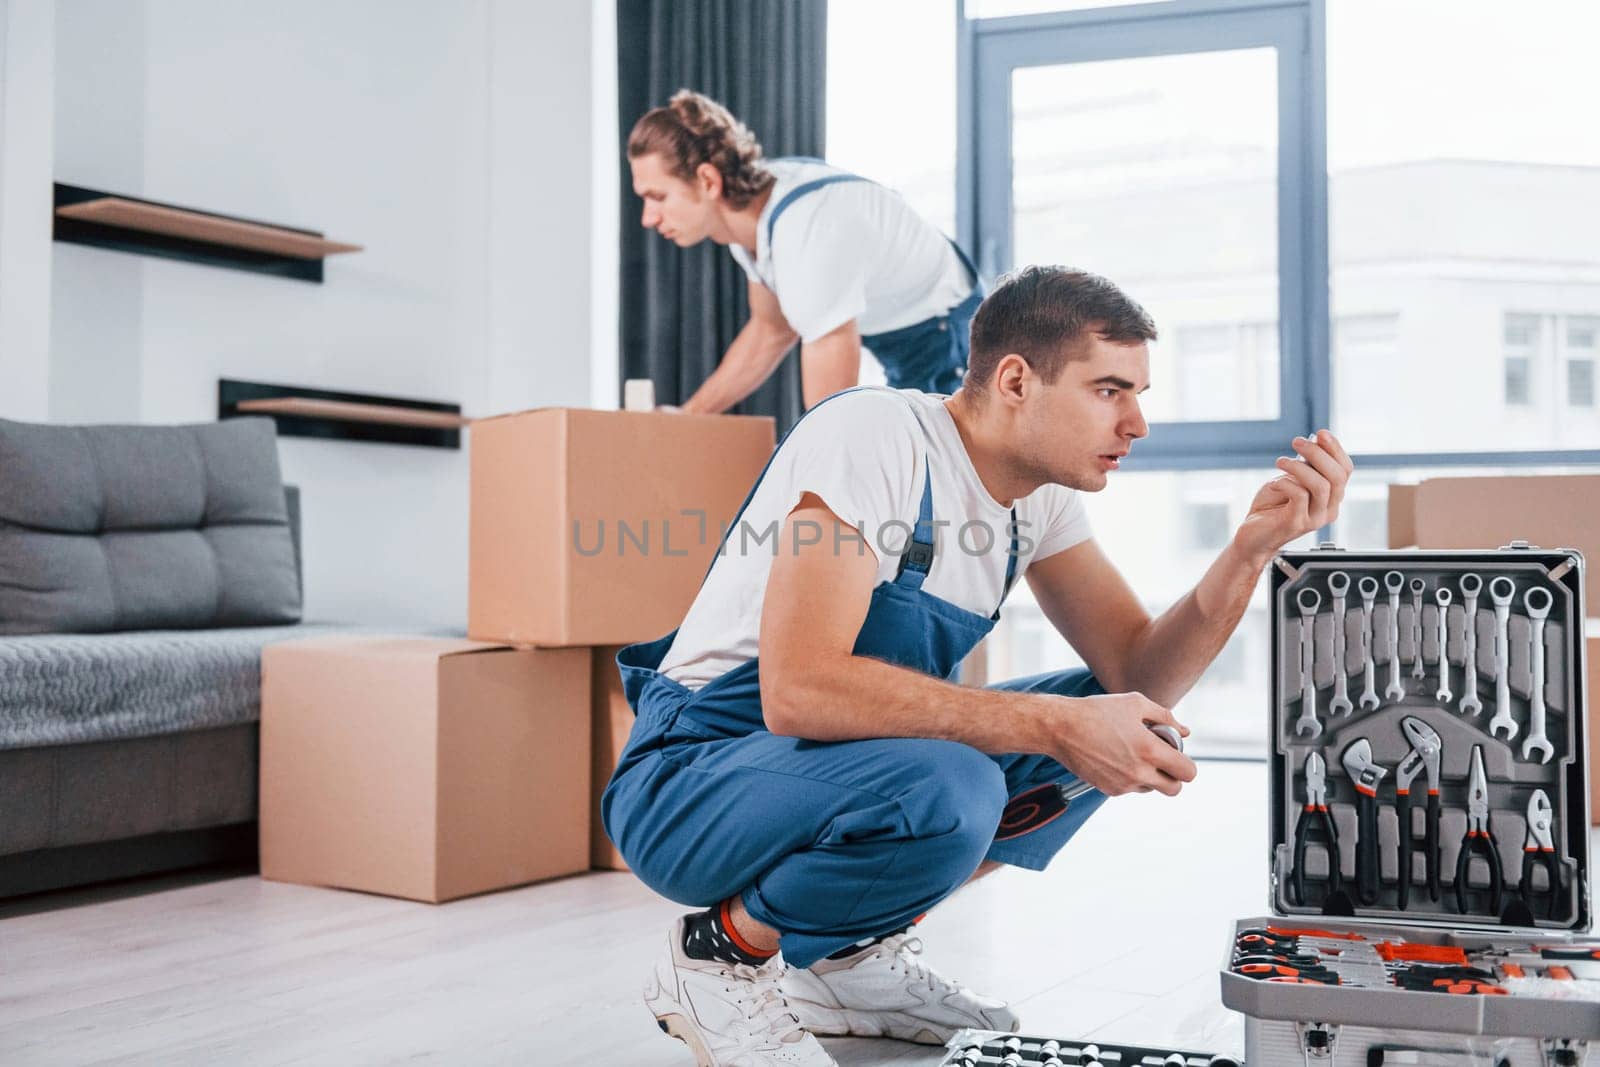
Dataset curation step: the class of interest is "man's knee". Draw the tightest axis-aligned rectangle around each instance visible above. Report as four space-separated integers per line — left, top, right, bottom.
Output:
894 742 1009 880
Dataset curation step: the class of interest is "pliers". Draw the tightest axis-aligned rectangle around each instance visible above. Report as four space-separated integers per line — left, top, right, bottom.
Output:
1455 745 1503 916
1291 751 1341 906
1520 789 1562 920
1395 717 1442 909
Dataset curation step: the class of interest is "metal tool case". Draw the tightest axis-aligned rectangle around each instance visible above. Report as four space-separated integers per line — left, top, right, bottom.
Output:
1222 544 1598 1065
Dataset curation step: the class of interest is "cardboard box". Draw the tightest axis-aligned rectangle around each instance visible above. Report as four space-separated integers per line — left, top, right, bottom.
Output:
1387 474 1599 606
469 409 774 648
590 645 633 870
260 635 590 902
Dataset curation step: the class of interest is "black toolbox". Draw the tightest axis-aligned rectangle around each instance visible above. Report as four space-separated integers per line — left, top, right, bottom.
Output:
1221 545 1598 1064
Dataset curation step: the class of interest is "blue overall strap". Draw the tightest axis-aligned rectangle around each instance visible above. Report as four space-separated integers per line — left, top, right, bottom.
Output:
766 174 870 248
947 237 981 289
993 507 1020 621
767 159 981 289
893 460 936 591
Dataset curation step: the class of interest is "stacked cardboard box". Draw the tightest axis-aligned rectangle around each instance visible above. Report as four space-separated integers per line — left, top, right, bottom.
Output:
469 409 775 872
259 407 774 900
1388 473 1599 823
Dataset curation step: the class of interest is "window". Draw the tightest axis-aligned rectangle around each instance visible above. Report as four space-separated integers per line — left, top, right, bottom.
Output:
1505 359 1532 407
1184 500 1231 551
1174 323 1279 421
1568 317 1598 408
1569 360 1595 408
1333 314 1399 445
1502 313 1540 408
1328 1 1600 452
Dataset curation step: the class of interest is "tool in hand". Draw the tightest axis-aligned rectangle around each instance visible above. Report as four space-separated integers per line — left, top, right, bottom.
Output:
1521 586 1554 764
1455 745 1503 916
1458 573 1483 715
1325 572 1354 718
1291 751 1341 906
1294 586 1322 737
1409 578 1427 679
1433 587 1453 704
1358 575 1381 711
1519 788 1562 920
1384 571 1406 701
1488 576 1519 741
1057 722 1183 807
1395 717 1443 908
1341 737 1389 906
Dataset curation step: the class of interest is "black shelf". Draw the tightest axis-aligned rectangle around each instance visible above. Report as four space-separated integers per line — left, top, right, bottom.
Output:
220 379 462 450
54 184 361 283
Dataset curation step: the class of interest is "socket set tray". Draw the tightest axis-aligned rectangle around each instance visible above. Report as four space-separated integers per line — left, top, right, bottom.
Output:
1220 545 1599 1063
936 1030 1239 1066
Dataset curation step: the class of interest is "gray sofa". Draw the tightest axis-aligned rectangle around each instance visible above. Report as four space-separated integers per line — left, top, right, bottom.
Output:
0 416 348 897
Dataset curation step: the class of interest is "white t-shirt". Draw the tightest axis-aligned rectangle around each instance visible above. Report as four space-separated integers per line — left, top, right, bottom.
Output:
658 388 1094 689
728 160 974 343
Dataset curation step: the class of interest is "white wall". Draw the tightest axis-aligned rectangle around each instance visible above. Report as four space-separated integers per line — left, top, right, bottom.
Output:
0 0 55 422
28 0 612 629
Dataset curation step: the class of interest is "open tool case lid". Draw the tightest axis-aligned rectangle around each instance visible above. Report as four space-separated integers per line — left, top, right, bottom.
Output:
1217 545 1599 1045
1266 545 1591 935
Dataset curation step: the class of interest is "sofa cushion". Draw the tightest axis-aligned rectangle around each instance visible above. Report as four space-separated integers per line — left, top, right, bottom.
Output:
0 623 368 748
0 417 301 634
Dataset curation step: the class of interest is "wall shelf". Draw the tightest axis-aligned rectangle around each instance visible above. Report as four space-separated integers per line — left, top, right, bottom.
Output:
54 184 361 283
235 397 472 431
220 380 464 449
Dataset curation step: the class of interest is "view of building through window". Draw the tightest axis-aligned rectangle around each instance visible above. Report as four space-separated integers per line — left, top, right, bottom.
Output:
827 1 1600 756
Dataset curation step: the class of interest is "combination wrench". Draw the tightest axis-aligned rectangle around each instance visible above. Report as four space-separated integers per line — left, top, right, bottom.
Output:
1328 572 1353 717
1459 573 1483 715
1294 586 1322 738
1358 576 1381 710
1488 576 1518 741
1434 587 1453 704
1522 586 1554 764
1409 578 1427 679
1384 570 1406 702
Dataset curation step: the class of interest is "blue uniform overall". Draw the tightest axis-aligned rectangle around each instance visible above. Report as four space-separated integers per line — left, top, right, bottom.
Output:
601 390 1109 969
764 161 984 396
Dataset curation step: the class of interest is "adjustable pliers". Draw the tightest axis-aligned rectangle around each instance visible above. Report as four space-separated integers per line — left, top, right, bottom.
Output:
1520 788 1562 920
1395 716 1442 909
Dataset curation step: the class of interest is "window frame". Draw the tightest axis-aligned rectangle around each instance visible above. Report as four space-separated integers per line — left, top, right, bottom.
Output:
956 0 1600 471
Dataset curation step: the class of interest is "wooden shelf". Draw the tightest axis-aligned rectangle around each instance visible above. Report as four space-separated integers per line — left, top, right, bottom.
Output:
236 397 471 430
56 198 362 260
220 379 464 450
54 183 359 283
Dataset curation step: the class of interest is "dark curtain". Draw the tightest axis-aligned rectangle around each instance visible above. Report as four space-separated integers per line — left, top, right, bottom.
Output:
617 0 826 437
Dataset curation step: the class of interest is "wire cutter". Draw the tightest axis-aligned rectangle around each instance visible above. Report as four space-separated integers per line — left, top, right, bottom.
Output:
1395 717 1442 909
1520 789 1562 920
1454 745 1503 916
1291 751 1341 906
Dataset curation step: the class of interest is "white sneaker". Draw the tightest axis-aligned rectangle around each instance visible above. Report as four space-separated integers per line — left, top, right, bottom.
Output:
781 931 1019 1045
644 916 837 1067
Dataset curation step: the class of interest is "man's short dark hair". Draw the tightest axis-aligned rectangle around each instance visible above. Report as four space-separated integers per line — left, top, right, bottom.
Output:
964 266 1157 392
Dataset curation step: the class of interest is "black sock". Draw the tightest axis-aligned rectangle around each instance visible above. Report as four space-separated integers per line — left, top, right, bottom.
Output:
825 925 912 960
682 900 776 966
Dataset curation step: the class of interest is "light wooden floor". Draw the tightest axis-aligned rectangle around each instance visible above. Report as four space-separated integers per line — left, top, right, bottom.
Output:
0 763 1364 1064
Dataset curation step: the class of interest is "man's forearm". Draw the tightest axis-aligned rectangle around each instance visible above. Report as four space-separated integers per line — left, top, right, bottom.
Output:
682 323 795 415
764 652 1054 755
1118 535 1273 708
